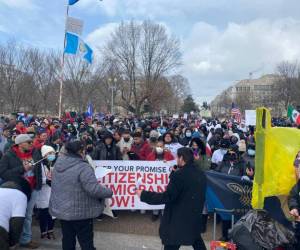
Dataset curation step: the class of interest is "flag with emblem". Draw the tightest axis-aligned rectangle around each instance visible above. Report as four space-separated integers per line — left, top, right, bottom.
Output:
287 105 300 125
64 32 93 64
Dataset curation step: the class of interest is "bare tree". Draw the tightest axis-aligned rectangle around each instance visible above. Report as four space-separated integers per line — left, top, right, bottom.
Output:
103 20 182 116
275 61 300 108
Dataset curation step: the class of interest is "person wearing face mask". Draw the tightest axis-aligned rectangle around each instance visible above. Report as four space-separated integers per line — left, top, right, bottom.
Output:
179 129 193 146
35 145 56 240
163 132 183 158
117 130 133 160
146 140 174 162
146 140 175 221
92 132 122 161
211 139 230 170
242 144 255 180
0 134 43 249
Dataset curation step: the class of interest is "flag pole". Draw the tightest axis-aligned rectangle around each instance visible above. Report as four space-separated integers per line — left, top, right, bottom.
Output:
58 1 70 119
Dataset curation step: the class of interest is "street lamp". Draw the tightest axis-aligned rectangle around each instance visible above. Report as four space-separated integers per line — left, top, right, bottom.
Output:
108 77 117 114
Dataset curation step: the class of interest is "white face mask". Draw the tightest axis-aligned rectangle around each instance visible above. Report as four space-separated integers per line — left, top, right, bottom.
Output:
247 149 255 156
221 149 228 154
156 147 164 155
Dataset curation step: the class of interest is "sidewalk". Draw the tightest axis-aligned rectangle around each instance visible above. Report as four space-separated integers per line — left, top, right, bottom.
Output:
32 226 210 250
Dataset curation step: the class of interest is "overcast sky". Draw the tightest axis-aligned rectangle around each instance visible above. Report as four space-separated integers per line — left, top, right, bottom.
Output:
1 0 300 104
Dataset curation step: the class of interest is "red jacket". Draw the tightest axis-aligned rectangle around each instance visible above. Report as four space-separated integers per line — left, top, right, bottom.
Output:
146 150 175 161
130 141 152 160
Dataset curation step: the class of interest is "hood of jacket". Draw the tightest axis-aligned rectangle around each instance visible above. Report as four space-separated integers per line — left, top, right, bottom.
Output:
54 153 85 173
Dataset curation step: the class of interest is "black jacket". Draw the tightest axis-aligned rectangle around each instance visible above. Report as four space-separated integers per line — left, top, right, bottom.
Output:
141 163 207 245
288 181 300 210
92 143 122 160
215 159 245 177
0 147 43 190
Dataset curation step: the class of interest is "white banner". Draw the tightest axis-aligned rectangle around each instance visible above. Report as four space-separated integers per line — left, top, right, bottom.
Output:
245 110 256 126
94 160 176 210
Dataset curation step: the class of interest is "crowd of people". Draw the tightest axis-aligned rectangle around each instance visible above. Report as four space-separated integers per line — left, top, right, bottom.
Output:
0 112 298 249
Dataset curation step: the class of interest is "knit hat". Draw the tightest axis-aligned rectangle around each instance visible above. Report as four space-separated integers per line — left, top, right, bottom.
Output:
15 134 32 145
41 145 55 157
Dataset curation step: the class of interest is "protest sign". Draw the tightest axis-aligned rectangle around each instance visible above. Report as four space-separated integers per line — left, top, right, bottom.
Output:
94 160 175 210
245 110 256 126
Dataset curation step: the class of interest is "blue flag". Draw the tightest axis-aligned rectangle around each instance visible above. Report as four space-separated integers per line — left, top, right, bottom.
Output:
69 0 79 5
64 32 93 63
87 103 93 117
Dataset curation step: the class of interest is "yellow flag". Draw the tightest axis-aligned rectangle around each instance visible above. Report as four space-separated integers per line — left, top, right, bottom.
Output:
252 108 300 208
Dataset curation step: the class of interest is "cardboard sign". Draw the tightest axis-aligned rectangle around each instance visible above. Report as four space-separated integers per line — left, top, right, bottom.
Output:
94 160 176 210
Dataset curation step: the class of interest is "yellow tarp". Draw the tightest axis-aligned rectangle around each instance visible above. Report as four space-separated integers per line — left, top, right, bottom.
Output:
252 108 300 209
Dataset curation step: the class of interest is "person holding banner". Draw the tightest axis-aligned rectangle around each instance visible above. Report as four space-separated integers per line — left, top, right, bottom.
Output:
146 139 175 221
136 147 207 250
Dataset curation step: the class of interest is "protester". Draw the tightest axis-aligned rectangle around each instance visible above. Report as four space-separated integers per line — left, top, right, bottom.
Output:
0 134 43 249
211 138 230 169
92 131 122 160
33 128 48 150
163 132 183 158
117 129 133 160
49 140 113 250
0 127 10 154
136 147 207 250
146 139 175 221
190 137 210 171
179 128 193 146
130 132 152 160
0 178 31 250
35 145 56 240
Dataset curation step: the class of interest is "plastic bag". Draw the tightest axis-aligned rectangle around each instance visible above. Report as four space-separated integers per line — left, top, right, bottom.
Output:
230 210 295 249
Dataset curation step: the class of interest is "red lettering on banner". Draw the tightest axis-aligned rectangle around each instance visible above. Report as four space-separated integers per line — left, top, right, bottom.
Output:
111 185 122 194
119 173 127 183
157 185 166 193
115 196 130 207
147 173 154 184
127 173 135 183
154 174 164 184
132 196 134 207
127 184 136 195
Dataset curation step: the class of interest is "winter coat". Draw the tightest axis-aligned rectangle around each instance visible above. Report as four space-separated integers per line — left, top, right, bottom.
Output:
35 163 51 208
49 153 113 221
130 141 152 160
146 150 175 161
288 181 300 211
215 160 245 176
92 143 122 160
0 146 43 190
117 138 133 160
141 163 207 245
164 143 183 158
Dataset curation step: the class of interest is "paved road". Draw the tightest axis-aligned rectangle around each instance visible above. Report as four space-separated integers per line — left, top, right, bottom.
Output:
32 226 210 250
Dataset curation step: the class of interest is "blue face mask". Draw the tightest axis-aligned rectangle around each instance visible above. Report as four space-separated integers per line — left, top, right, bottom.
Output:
160 128 167 134
247 149 255 156
47 154 56 162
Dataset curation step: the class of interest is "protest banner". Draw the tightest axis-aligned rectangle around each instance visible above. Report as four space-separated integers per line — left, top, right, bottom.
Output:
245 110 256 126
94 160 175 210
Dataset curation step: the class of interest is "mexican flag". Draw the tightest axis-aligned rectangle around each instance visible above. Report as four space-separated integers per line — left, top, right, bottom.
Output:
287 105 300 125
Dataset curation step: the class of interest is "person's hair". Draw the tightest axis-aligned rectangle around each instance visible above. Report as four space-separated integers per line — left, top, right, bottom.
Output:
177 147 194 165
133 132 142 138
65 140 84 155
189 138 206 155
1 177 32 201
